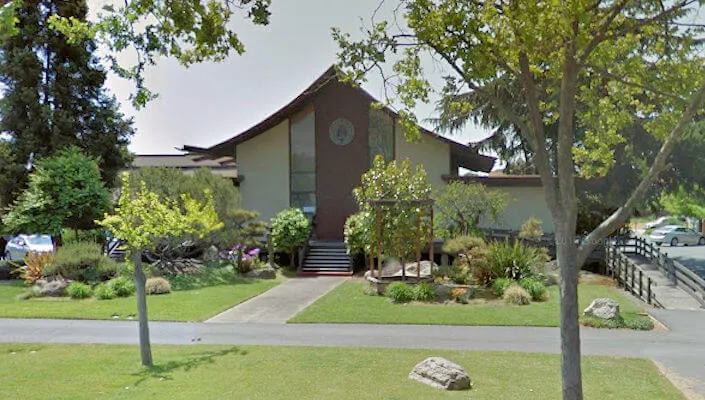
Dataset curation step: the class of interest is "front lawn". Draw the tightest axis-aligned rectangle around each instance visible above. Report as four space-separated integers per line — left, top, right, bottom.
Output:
0 344 684 400
0 277 280 321
290 281 651 328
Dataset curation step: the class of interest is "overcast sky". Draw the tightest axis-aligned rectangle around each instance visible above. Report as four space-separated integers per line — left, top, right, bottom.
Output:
104 0 493 155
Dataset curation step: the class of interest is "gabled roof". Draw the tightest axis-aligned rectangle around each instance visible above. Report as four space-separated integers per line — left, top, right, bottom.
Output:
183 66 496 172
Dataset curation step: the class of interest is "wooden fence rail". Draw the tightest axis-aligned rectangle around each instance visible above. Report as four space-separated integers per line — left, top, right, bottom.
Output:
604 241 661 308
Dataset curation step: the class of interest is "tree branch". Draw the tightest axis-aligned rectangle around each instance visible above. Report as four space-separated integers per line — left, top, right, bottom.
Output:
576 77 705 264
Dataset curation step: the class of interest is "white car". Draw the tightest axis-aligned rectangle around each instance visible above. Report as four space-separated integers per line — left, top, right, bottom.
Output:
4 234 55 261
644 216 680 230
649 225 705 246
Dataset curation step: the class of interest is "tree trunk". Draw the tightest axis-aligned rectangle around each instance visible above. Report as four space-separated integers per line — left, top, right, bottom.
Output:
290 250 295 269
556 234 582 400
133 252 153 367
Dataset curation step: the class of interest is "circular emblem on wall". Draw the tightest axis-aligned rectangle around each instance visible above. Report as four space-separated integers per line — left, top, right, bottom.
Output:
329 118 355 146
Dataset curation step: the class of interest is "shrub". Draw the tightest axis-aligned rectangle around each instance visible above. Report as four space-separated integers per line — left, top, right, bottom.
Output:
66 281 92 299
487 240 549 281
94 283 116 300
434 181 507 237
503 284 531 305
519 277 548 301
108 276 135 297
433 264 472 285
450 287 472 304
14 251 53 284
270 208 311 269
580 315 654 331
491 277 512 296
518 217 543 241
412 282 435 302
145 277 171 295
386 282 414 303
46 241 119 282
442 235 485 255
362 283 379 296
343 212 371 256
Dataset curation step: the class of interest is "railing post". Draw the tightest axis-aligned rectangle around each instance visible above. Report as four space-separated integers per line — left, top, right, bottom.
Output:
639 270 643 299
647 277 652 304
631 262 636 295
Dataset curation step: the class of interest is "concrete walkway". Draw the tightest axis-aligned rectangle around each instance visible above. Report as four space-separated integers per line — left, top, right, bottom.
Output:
206 276 346 323
627 254 702 310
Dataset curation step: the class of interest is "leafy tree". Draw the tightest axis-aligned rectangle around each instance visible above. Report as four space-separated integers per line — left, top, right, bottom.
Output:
0 0 134 206
270 208 311 269
434 181 507 237
334 2 705 398
97 173 222 366
353 155 432 272
2 147 110 237
661 185 705 220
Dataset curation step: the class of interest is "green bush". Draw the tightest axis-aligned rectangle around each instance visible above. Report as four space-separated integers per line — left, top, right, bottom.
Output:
433 264 472 285
108 276 135 297
270 208 311 268
519 277 548 301
491 277 512 296
487 240 549 281
442 235 485 255
386 282 414 303
343 212 371 256
580 315 654 331
503 284 531 305
94 283 116 300
66 282 92 299
46 241 119 282
145 277 171 295
412 282 435 302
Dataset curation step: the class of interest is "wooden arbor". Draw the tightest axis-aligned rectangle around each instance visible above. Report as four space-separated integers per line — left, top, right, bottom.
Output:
368 199 434 281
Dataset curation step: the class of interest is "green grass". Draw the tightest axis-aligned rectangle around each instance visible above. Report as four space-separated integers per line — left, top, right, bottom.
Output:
290 281 652 328
0 344 684 400
0 277 280 321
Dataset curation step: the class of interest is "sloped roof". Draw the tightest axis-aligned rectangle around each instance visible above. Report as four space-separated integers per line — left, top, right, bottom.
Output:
131 154 236 169
183 66 496 172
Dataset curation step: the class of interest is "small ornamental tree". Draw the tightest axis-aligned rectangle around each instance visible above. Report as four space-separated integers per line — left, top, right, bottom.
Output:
2 147 110 238
434 181 507 237
354 155 432 269
270 208 311 269
97 173 222 366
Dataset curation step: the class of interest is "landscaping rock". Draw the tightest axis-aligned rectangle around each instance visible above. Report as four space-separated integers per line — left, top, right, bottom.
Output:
584 298 620 320
409 357 471 390
38 278 69 297
433 284 452 301
380 260 437 278
202 246 220 263
245 264 277 279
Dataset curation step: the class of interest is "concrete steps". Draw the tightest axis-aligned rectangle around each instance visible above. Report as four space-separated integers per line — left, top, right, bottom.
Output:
300 241 352 276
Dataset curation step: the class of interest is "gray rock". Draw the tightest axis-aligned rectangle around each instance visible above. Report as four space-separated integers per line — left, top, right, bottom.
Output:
380 259 437 279
202 246 220 263
245 264 277 279
39 278 69 297
584 298 621 320
409 357 471 390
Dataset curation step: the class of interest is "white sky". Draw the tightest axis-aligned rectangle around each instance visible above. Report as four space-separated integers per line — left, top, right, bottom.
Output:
102 0 493 155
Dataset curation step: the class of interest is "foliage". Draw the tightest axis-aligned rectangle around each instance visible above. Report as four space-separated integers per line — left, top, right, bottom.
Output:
434 182 507 237
353 155 432 263
45 241 119 282
660 185 705 219
487 240 548 282
519 218 544 242
145 277 171 295
225 246 261 273
13 251 54 284
107 276 135 297
270 208 311 268
441 235 485 255
450 287 472 304
491 278 512 297
343 211 373 255
94 283 116 300
167 264 241 291
411 282 434 302
433 264 471 285
44 0 272 108
386 282 414 303
580 315 653 331
442 235 493 285
519 278 549 302
66 281 92 299
217 208 267 252
2 148 110 235
503 284 531 306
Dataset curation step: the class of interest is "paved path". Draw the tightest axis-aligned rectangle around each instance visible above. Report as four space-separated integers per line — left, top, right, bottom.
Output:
1 309 705 397
206 276 346 323
626 254 702 310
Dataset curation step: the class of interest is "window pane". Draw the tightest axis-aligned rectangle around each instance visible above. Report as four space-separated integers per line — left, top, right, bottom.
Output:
291 172 316 193
290 110 316 210
291 192 316 210
368 109 393 166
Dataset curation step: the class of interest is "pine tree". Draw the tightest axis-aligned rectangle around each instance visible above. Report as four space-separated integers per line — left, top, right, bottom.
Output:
0 0 133 206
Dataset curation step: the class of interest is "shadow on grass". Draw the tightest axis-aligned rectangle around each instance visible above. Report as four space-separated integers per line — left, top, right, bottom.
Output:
131 347 248 386
167 266 261 291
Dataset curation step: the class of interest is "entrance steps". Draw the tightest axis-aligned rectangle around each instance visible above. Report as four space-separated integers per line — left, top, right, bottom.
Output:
300 241 352 276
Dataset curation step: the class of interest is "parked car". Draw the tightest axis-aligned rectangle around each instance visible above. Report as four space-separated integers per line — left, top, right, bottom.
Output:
4 234 55 261
649 225 705 246
0 235 12 260
644 216 683 230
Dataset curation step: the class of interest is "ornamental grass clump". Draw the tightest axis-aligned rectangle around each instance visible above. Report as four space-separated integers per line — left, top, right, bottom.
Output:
503 284 531 305
66 281 92 299
145 277 171 295
412 282 435 302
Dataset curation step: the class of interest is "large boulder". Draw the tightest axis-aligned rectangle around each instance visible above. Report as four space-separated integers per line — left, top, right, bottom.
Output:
245 264 277 279
38 278 69 297
378 260 437 279
583 298 621 320
409 357 471 390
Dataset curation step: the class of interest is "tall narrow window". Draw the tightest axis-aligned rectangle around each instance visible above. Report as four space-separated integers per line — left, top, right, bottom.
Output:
290 110 316 216
368 108 394 166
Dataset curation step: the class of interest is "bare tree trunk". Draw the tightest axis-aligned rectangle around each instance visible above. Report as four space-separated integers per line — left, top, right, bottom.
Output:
132 251 153 367
556 228 582 400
